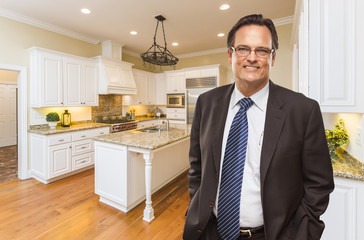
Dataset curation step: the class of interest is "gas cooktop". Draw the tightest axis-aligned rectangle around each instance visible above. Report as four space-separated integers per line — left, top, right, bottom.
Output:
97 119 136 124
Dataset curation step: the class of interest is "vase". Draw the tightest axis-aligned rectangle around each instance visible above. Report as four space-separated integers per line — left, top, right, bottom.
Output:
48 121 58 129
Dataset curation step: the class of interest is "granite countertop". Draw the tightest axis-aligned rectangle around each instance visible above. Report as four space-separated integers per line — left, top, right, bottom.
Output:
93 125 191 150
332 147 364 181
28 122 110 135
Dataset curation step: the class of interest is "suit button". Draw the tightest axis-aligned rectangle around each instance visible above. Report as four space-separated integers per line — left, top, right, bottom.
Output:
215 173 218 179
197 229 202 234
209 201 214 208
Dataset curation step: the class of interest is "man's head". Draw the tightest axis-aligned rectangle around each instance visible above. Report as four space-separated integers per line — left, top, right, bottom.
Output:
227 14 278 96
227 14 278 52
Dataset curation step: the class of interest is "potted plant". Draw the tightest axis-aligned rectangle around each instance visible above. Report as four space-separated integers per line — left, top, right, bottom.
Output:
46 112 60 129
325 119 349 162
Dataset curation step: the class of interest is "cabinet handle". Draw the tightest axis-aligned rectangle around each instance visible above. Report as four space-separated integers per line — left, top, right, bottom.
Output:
81 160 86 163
81 135 86 138
100 132 104 134
81 146 86 149
58 139 64 142
61 102 63 104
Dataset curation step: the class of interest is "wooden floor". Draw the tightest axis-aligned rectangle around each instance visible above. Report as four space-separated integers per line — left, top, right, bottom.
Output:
0 169 190 240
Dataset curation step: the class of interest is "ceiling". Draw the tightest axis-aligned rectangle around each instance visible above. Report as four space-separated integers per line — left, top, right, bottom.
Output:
0 0 295 56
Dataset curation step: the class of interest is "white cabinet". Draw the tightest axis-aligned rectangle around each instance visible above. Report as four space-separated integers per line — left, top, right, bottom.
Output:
155 73 167 105
30 127 109 183
49 143 72 178
165 71 186 93
166 108 186 122
137 120 159 128
321 177 364 240
292 0 364 113
27 47 98 107
123 69 156 105
63 57 98 106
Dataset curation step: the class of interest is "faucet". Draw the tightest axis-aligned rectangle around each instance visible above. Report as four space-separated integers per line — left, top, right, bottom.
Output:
163 119 169 131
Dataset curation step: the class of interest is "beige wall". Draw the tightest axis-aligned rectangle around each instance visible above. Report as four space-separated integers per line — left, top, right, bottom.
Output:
124 23 293 90
0 69 18 82
0 16 101 67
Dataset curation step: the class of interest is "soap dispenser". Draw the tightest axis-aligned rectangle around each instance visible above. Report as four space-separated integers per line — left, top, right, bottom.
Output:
62 110 71 127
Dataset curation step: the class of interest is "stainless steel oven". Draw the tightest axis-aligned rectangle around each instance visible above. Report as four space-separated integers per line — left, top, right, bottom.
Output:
167 93 185 108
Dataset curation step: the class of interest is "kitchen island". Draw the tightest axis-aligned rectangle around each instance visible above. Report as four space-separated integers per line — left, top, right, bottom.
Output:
93 125 191 222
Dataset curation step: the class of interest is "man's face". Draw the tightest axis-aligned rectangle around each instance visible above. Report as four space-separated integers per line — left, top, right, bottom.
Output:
228 25 276 91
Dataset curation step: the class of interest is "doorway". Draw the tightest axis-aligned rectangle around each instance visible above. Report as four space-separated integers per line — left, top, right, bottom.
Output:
0 64 28 181
0 70 18 183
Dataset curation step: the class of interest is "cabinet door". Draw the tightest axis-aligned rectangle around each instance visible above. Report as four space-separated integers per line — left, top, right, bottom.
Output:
167 73 185 93
41 53 63 106
155 74 166 105
49 143 72 178
83 63 98 106
63 58 82 106
147 75 156 105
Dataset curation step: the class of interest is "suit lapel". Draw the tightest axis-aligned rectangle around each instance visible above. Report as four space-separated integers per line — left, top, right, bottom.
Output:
260 82 286 185
212 84 234 174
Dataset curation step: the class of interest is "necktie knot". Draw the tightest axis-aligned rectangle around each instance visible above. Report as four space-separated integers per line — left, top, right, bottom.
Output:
239 98 254 110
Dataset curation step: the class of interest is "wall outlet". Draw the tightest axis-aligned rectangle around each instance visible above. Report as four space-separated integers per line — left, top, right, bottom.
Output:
355 127 361 146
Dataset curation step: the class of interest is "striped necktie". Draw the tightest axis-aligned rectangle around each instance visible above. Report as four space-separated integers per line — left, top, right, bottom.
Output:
217 97 254 240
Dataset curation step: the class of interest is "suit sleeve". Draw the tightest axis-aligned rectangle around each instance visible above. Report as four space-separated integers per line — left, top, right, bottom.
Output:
187 96 202 199
300 101 334 239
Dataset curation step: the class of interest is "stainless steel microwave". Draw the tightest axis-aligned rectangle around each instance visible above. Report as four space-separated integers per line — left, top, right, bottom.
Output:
167 94 185 108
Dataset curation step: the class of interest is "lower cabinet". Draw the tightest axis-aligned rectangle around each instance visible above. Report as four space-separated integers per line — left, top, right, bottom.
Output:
321 177 364 240
30 127 109 183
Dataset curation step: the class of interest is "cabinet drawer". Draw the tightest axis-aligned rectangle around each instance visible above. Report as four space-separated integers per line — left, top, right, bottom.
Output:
72 139 93 156
72 152 94 170
167 113 186 120
48 134 72 146
166 108 186 114
72 130 93 141
91 127 110 137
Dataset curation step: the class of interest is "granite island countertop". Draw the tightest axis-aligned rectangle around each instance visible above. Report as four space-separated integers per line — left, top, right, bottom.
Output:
93 125 191 150
28 122 110 135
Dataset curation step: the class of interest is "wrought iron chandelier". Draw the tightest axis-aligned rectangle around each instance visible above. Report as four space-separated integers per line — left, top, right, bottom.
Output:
140 15 178 68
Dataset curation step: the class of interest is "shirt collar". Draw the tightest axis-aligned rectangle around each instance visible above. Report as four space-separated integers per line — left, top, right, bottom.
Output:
231 82 269 112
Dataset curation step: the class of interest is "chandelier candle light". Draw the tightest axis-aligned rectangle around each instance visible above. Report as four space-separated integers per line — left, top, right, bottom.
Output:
140 15 178 69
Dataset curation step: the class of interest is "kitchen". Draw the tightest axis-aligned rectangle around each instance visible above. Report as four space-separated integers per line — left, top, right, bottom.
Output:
0 0 364 239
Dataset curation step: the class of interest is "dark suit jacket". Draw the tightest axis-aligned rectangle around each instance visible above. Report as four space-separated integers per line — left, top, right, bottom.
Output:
183 81 334 240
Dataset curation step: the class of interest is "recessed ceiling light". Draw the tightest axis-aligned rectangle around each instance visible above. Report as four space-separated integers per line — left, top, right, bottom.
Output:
172 42 179 46
220 4 230 10
130 31 137 35
217 33 225 37
81 8 91 14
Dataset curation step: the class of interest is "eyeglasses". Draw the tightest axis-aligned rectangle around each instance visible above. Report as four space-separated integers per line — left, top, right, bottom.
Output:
230 46 274 58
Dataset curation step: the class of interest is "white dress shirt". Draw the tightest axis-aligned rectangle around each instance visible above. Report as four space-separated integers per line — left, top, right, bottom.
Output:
214 82 269 227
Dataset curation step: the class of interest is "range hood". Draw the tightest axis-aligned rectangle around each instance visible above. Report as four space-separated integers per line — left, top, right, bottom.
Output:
94 40 137 95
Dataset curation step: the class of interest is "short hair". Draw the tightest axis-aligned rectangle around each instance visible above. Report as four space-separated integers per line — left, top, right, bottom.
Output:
227 14 279 51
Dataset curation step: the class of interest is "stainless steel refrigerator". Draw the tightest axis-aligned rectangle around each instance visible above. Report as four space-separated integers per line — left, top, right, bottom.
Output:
186 77 216 124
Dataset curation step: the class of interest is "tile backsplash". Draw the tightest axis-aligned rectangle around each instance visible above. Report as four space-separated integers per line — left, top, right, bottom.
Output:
91 95 123 120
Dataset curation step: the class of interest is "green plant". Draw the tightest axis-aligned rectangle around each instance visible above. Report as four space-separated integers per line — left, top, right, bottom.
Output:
46 112 60 122
325 119 349 162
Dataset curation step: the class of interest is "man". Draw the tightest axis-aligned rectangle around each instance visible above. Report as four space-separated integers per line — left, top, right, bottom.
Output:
183 14 334 240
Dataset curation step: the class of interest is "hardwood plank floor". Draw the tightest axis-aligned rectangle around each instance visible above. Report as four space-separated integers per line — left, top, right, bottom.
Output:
0 169 190 240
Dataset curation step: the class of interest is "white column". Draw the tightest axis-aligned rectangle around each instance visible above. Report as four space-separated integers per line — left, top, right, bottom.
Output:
143 152 155 222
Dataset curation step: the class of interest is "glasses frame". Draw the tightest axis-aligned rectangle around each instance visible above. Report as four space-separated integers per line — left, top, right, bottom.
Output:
230 46 275 58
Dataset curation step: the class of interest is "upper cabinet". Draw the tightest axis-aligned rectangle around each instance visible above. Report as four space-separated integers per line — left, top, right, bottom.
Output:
184 64 225 87
165 70 186 93
122 69 156 105
28 47 98 107
292 0 364 113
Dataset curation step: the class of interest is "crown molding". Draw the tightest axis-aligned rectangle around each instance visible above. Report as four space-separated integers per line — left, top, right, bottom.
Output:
273 15 294 26
177 48 227 59
122 49 140 58
0 7 100 45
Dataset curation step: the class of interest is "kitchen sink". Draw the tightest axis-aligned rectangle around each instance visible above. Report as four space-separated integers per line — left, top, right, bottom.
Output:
136 127 166 133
